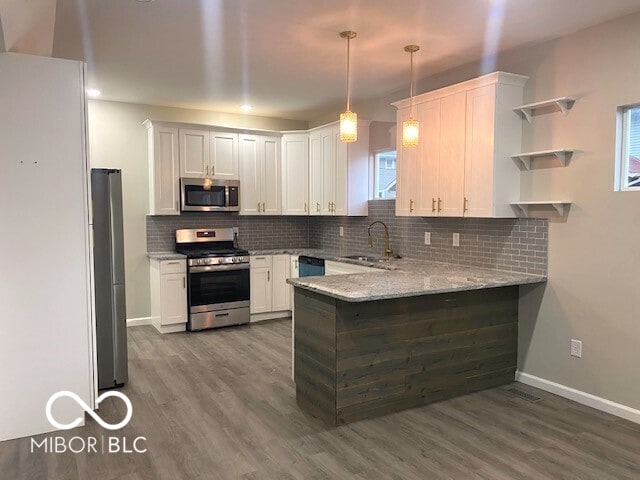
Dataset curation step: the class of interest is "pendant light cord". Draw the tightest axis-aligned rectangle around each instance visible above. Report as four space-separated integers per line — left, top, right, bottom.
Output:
409 49 414 117
346 35 351 111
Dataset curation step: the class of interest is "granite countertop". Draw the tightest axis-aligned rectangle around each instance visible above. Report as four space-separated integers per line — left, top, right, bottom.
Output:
147 252 187 261
285 253 546 302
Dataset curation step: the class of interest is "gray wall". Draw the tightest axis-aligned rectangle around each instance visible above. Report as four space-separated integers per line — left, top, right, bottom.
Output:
309 200 547 275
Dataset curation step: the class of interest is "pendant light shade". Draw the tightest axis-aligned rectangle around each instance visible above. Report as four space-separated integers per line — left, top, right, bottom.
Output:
402 45 420 147
339 31 357 143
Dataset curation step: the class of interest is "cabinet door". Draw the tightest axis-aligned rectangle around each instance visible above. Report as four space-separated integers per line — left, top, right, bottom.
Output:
308 133 322 215
464 85 496 217
439 92 467 217
210 131 239 179
415 100 441 217
320 128 335 215
281 134 309 215
333 128 348 216
179 129 209 178
150 125 180 215
395 108 418 216
262 137 281 215
239 134 262 215
250 267 272 314
271 254 291 311
160 273 187 325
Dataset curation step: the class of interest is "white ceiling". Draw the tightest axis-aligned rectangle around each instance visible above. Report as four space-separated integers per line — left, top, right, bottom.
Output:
52 0 640 121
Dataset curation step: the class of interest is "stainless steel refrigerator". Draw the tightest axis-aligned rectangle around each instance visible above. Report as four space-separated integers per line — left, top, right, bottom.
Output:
91 169 128 389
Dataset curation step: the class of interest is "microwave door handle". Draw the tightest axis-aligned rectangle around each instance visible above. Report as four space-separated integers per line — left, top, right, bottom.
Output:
225 185 230 209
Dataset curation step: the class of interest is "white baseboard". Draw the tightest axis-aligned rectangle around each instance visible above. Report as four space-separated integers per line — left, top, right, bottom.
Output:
126 317 152 327
516 371 640 425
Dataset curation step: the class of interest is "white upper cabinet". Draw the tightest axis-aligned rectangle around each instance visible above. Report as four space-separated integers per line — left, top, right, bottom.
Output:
308 122 369 217
395 109 419 216
393 72 528 218
239 134 281 215
210 132 239 179
281 133 309 215
438 91 466 217
145 121 180 215
180 128 239 180
179 128 210 177
308 132 323 215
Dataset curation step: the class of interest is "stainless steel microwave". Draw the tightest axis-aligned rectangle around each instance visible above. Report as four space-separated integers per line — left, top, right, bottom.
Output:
180 178 240 212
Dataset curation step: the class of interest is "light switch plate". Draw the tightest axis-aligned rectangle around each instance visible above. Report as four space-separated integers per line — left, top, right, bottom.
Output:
570 339 582 358
424 232 431 245
339 226 344 237
453 233 460 247
232 227 239 236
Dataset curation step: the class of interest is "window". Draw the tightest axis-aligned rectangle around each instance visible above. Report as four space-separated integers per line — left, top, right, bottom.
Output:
374 151 397 199
617 105 640 190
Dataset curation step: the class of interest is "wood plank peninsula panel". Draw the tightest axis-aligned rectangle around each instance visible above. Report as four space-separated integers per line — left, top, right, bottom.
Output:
294 286 519 425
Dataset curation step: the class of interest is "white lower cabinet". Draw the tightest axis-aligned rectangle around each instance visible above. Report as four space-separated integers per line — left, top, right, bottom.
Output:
250 254 291 320
150 258 188 334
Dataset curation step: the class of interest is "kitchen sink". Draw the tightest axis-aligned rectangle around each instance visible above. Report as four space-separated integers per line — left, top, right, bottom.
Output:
344 255 385 262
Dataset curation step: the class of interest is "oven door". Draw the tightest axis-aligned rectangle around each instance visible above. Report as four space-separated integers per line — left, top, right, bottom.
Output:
188 264 250 313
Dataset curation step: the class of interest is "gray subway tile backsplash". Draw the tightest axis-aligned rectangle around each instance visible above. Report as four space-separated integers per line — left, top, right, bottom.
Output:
146 199 547 275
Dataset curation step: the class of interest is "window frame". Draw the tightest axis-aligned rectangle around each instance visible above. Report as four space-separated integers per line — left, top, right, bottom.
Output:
372 149 397 200
616 103 640 192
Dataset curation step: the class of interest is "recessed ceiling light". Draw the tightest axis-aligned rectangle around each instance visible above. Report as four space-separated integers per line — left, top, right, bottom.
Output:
240 104 253 113
86 89 101 98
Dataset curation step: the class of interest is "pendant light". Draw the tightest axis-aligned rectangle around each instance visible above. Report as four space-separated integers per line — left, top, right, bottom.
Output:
402 45 420 147
339 31 358 143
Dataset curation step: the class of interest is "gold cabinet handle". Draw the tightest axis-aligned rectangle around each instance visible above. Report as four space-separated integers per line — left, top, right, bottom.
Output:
432 198 436 213
205 165 209 176
267 270 270 282
183 276 186 289
212 165 215 176
258 202 261 212
438 198 442 213
304 202 307 213
316 202 320 212
409 199 414 213
464 197 469 214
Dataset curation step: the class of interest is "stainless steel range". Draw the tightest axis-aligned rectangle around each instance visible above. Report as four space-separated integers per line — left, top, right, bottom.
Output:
175 228 250 331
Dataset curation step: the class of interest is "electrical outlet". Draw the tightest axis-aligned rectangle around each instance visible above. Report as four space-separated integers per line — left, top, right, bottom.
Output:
232 227 239 236
570 339 582 358
424 232 431 245
339 226 344 237
452 233 460 247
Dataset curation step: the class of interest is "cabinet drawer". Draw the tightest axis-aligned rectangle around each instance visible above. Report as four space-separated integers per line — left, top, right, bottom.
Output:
250 255 272 268
160 259 186 274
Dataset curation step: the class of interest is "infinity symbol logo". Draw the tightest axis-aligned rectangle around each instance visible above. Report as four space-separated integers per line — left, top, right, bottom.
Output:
46 391 133 431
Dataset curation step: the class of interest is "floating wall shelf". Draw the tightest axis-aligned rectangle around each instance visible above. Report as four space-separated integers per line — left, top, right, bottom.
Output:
511 149 574 170
514 97 576 122
511 201 572 217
